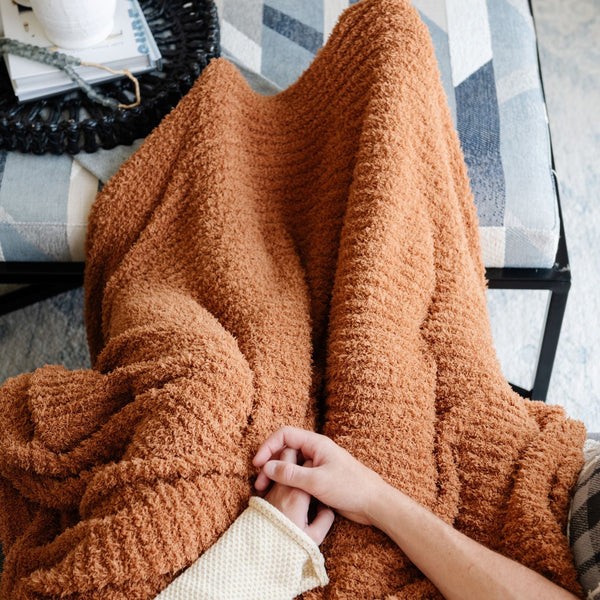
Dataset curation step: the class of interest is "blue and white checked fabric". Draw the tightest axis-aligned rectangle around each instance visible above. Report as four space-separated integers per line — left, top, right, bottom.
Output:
0 152 98 262
0 0 559 268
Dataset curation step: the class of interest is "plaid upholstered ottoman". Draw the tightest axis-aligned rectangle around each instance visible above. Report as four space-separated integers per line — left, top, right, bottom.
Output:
0 0 569 400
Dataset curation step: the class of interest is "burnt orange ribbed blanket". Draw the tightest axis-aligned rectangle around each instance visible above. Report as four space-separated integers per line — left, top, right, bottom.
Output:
0 1 587 598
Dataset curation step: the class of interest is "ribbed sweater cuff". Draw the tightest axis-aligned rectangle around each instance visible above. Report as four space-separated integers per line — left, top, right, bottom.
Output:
155 496 328 600
248 496 329 586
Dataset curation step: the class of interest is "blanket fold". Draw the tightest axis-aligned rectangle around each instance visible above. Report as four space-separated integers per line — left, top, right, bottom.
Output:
0 0 586 598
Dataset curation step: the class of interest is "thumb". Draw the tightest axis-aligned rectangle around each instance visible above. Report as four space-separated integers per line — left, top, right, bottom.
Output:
263 459 314 491
306 504 335 545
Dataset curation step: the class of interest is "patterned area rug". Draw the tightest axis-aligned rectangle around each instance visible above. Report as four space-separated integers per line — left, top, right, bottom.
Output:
0 286 90 376
0 0 599 434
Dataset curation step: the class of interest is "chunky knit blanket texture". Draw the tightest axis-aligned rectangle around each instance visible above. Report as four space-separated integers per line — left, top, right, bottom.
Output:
0 1 587 598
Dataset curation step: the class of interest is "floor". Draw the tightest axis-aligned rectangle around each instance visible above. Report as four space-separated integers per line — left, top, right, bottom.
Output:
0 0 599 430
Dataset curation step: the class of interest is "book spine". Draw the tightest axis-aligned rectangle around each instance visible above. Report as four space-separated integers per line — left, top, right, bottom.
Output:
126 0 151 56
127 0 162 65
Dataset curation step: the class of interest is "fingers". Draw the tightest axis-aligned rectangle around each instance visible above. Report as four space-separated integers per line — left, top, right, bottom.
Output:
253 427 326 468
255 468 272 493
306 504 335 545
259 453 334 545
256 445 298 492
280 447 298 464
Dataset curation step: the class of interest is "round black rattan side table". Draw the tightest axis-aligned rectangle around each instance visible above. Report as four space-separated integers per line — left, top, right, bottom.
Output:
0 0 220 154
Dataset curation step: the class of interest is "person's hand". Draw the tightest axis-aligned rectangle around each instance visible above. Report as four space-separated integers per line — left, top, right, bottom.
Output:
256 429 582 600
263 446 335 544
254 427 387 526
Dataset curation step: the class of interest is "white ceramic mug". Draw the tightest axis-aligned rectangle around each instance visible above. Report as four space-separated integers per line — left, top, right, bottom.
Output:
30 0 117 49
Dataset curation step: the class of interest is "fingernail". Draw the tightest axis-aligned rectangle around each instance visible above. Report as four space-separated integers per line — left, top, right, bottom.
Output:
264 462 274 476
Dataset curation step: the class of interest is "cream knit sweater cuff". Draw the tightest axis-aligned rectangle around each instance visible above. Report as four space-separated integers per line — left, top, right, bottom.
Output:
155 496 329 600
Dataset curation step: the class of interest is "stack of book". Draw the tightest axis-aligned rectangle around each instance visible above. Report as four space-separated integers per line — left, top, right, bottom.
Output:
0 0 162 102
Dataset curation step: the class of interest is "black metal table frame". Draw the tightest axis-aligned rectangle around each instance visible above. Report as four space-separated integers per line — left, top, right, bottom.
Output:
486 175 571 402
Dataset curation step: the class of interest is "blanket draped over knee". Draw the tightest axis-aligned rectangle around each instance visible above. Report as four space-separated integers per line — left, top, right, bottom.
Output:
0 0 586 598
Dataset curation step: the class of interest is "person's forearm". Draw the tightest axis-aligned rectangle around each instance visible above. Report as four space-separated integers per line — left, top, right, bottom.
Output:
254 427 581 599
368 483 579 600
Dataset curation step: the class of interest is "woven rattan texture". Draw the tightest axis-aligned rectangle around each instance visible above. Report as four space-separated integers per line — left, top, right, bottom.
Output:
0 0 220 154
